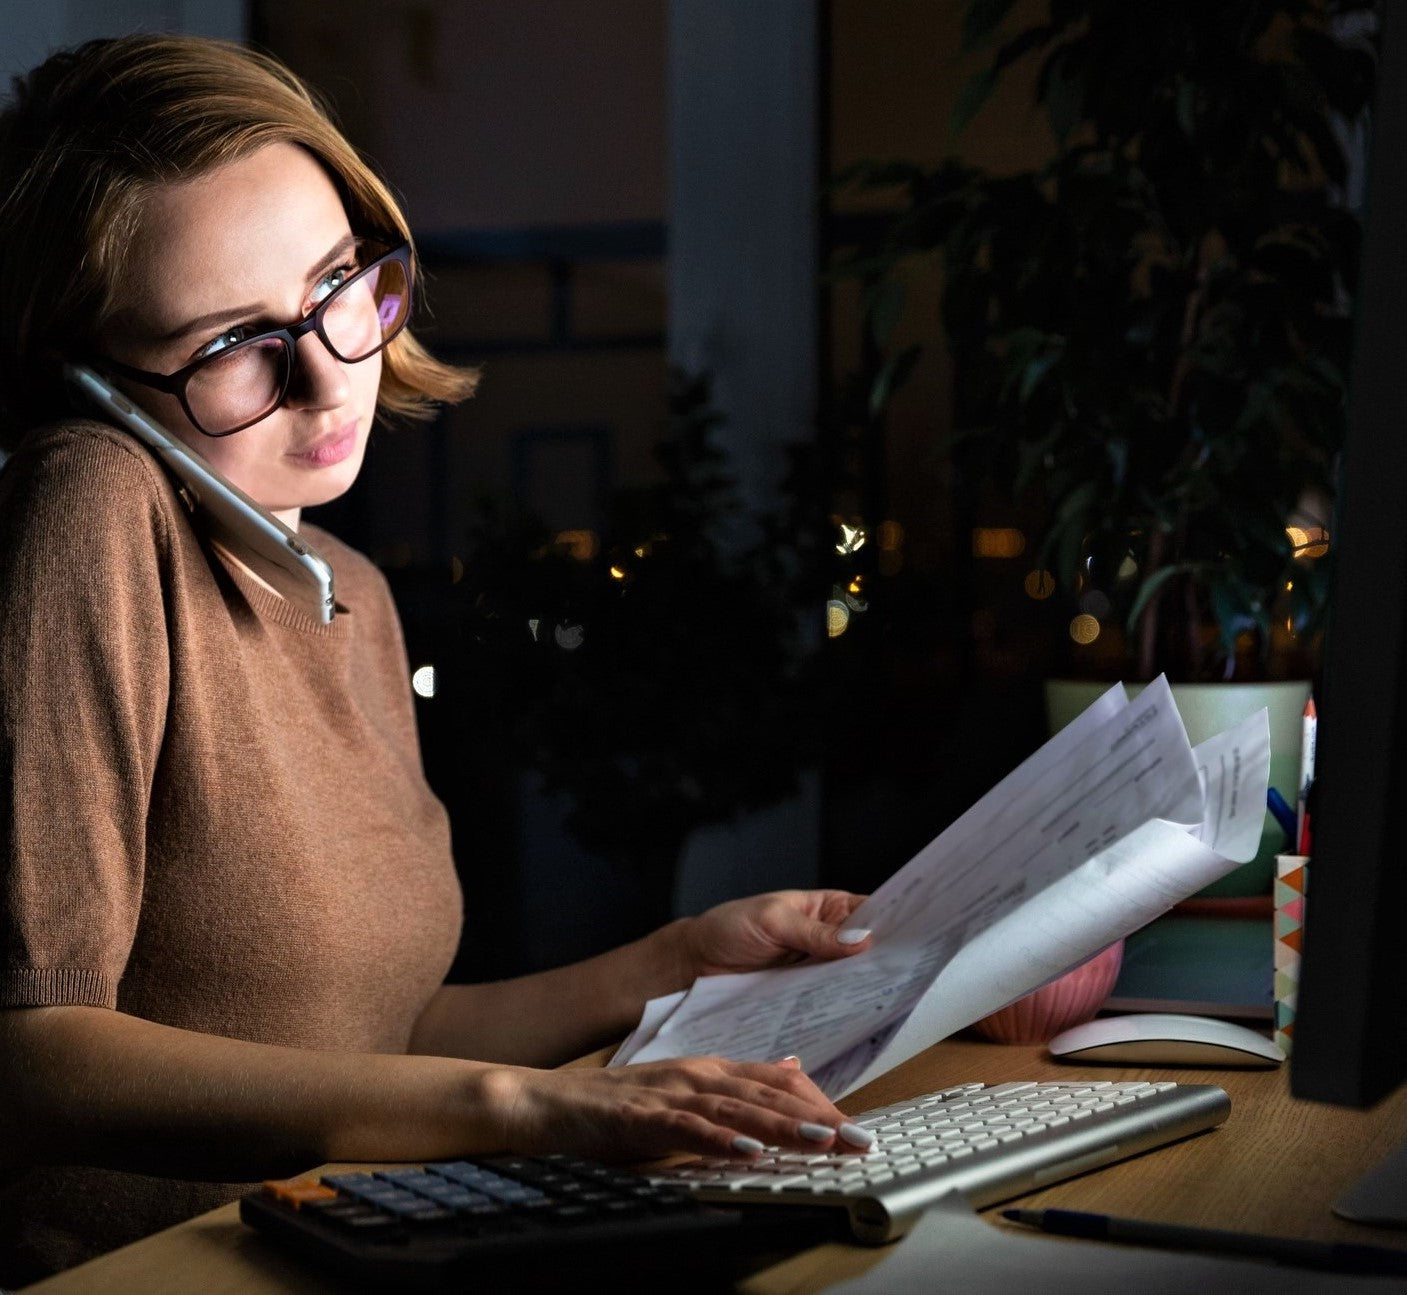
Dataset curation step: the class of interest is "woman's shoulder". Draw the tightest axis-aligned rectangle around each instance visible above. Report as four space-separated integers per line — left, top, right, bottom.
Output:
0 419 185 617
2 417 178 520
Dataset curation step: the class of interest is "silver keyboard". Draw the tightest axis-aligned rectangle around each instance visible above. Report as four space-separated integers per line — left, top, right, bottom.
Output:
647 1079 1230 1243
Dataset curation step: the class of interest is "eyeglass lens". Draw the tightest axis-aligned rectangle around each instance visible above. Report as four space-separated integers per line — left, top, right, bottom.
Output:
185 252 410 435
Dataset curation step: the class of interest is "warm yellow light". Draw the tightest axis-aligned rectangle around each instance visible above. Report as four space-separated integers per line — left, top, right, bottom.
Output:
1024 570 1055 600
826 600 850 637
848 577 864 595
609 565 627 580
450 555 464 584
1069 614 1101 645
556 529 599 561
972 527 1026 558
836 523 867 555
1287 525 1329 559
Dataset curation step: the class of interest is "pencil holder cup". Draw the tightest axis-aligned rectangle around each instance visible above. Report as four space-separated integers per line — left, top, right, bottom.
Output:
1274 854 1309 1054
970 939 1125 1045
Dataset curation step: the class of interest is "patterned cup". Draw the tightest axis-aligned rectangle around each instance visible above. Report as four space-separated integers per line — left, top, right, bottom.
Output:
970 939 1126 1044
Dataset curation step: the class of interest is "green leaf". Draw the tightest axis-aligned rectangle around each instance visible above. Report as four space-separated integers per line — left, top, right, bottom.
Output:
1124 560 1197 635
869 344 922 420
1018 338 1064 404
951 66 998 138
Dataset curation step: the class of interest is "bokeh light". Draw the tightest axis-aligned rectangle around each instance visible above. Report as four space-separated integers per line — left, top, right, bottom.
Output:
1286 525 1329 558
556 529 599 561
1024 569 1055 599
836 522 867 555
972 527 1026 558
555 623 585 650
1069 614 1101 645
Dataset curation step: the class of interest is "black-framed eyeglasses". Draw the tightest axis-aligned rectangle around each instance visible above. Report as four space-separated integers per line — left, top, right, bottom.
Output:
98 240 413 437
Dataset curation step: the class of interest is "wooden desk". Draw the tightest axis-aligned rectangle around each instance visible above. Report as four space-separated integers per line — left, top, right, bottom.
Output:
25 1037 1407 1294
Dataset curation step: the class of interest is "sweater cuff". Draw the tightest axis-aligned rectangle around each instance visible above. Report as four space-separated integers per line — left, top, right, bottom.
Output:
0 966 117 1008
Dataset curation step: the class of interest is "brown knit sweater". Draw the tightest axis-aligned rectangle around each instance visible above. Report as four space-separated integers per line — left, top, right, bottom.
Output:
0 420 463 1283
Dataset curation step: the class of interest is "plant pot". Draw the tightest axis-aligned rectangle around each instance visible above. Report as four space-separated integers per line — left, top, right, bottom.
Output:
1044 679 1312 897
971 940 1125 1044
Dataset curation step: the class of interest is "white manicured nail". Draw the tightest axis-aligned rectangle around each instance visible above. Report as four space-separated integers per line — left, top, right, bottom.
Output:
799 1122 834 1142
837 928 871 945
838 1123 876 1148
731 1135 765 1155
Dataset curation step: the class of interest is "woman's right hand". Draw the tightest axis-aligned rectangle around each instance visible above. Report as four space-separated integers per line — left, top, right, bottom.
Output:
484 1055 876 1162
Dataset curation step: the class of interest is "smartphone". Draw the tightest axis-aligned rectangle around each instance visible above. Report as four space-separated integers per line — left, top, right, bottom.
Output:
63 361 336 624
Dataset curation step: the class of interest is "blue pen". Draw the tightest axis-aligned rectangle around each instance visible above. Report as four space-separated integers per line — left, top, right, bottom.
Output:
1265 787 1297 844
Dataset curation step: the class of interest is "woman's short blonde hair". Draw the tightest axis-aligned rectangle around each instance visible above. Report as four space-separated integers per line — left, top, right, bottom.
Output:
0 33 476 448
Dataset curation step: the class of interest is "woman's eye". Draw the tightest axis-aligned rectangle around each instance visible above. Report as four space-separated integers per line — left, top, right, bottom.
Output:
196 326 256 359
310 262 358 306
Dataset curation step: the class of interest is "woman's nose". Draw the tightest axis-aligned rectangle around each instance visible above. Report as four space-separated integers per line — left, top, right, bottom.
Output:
284 330 350 411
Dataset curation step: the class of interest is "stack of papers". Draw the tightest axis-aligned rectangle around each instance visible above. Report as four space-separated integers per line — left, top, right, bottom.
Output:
611 676 1271 1099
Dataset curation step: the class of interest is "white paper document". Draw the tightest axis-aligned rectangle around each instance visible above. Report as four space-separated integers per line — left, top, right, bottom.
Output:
612 677 1272 1098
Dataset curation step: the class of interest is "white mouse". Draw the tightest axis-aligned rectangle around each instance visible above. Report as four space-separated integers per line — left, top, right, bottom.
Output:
1046 1012 1285 1068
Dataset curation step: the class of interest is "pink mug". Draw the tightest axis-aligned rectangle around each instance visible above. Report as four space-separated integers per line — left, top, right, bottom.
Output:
970 939 1125 1045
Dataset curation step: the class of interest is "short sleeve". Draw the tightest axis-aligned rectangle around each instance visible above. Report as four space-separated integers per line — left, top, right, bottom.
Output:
0 425 172 1008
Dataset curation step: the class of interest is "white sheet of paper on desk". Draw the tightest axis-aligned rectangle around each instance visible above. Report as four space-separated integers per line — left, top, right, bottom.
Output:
821 1192 1391 1295
615 678 1271 1099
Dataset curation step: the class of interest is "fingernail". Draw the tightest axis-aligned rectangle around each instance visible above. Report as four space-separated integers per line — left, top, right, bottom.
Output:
838 1123 876 1148
837 928 871 945
776 1054 801 1068
799 1122 834 1142
731 1135 765 1155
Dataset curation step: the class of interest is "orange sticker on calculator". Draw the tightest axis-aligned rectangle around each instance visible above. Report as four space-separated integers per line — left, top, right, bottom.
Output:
262 1178 339 1208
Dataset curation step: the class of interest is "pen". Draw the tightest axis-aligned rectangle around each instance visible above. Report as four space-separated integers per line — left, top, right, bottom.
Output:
1297 695 1317 855
1265 786 1297 845
1001 1208 1407 1277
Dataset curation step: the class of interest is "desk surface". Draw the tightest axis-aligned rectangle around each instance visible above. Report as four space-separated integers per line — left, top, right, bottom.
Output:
25 1037 1407 1294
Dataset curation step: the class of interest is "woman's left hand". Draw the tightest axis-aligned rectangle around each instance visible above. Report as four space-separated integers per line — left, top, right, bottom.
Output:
677 889 872 980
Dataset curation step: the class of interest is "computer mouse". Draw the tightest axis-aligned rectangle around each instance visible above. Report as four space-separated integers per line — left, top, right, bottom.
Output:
1046 1012 1285 1068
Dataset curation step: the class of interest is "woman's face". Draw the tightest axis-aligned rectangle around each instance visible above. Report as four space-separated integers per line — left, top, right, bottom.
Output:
98 141 383 526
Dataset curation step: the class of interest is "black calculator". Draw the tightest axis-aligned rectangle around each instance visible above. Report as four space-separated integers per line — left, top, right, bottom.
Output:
239 1153 831 1290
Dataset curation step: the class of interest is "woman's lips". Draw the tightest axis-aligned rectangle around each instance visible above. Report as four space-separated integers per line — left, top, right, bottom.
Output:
291 421 359 467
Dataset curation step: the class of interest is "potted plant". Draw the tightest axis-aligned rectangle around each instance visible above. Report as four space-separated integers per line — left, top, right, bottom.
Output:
833 0 1376 892
449 369 823 955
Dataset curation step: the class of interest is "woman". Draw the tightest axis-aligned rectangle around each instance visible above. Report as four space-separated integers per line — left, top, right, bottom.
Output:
0 34 873 1283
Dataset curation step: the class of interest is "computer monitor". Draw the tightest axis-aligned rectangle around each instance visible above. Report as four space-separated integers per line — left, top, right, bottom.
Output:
1289 0 1407 1111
